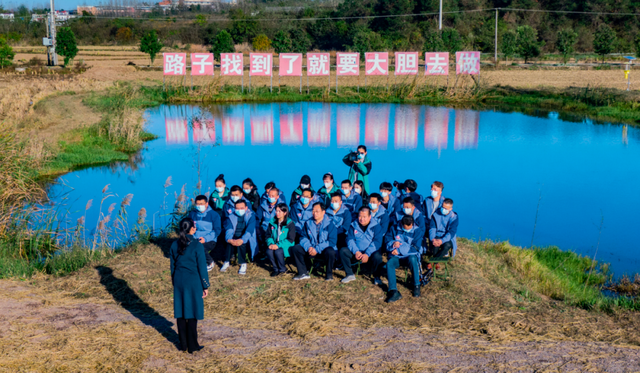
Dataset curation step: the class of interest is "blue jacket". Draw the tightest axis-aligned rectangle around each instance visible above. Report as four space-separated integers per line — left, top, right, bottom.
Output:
402 192 425 213
325 204 352 235
188 206 221 243
429 210 459 256
391 207 426 245
346 219 384 256
381 194 401 219
300 216 338 254
370 205 389 234
341 191 363 218
385 224 422 259
256 198 278 234
290 195 321 233
423 196 445 227
222 196 251 219
223 209 258 259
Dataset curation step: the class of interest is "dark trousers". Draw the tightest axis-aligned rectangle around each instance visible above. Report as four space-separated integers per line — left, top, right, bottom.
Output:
387 255 421 291
339 247 384 277
203 241 216 266
176 318 199 353
226 243 248 264
291 244 336 278
428 240 453 259
266 247 287 273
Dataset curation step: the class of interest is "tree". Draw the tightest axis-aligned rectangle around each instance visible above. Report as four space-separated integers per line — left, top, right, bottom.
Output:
194 14 206 27
351 29 386 55
556 28 578 64
139 30 163 65
593 24 616 63
635 34 640 59
423 29 444 52
441 27 463 54
210 30 235 61
252 34 271 51
229 10 258 44
116 27 133 44
501 29 517 64
56 27 78 67
290 28 312 54
517 25 543 63
272 30 292 54
0 37 15 68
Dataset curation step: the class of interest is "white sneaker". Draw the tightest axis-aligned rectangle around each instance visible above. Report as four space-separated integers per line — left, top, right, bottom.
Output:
341 275 356 284
220 262 230 272
207 263 215 272
239 264 247 275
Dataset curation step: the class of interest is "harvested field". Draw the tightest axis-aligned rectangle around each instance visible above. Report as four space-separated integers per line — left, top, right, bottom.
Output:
1 239 638 371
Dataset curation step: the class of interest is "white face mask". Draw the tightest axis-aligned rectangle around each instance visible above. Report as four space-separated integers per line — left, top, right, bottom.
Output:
230 195 241 203
431 190 439 198
196 205 206 212
324 182 333 190
441 207 450 215
216 186 225 193
300 184 309 189
381 191 389 198
369 203 378 211
354 187 362 195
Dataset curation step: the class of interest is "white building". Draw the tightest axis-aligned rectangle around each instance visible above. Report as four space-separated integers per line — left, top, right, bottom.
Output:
0 13 15 20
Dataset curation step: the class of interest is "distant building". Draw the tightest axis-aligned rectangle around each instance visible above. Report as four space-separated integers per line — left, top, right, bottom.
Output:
77 6 137 16
0 13 14 20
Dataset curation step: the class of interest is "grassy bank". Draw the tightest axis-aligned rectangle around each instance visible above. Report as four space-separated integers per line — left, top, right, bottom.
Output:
141 81 640 126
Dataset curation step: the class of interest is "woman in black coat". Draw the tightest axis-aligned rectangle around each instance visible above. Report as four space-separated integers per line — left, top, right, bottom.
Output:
170 217 210 353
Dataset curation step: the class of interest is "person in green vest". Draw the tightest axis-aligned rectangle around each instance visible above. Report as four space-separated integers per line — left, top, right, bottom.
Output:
209 174 229 214
265 203 296 277
342 145 372 194
170 217 209 353
317 172 340 208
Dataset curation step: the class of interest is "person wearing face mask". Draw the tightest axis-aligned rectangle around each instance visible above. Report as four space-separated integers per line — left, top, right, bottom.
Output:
188 195 222 272
383 215 423 302
265 204 296 277
367 193 389 232
291 202 338 281
261 181 287 206
325 192 352 251
318 173 339 208
222 186 250 219
353 180 369 206
290 175 314 208
390 197 426 249
290 188 320 235
342 145 372 194
340 179 363 218
395 179 425 214
379 182 400 218
242 178 261 213
257 187 283 241
339 207 384 284
428 198 458 259
423 181 445 224
209 174 229 215
222 200 257 275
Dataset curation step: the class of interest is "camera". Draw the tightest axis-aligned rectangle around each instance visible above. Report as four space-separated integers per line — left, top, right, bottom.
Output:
346 150 359 162
393 180 405 191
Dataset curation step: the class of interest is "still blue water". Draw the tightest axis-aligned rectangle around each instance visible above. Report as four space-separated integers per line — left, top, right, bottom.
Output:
49 102 640 276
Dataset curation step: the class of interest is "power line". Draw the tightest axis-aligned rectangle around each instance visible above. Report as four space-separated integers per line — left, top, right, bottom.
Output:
500 7 640 17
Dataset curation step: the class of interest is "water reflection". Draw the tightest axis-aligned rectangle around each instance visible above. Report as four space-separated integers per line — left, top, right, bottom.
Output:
161 103 482 151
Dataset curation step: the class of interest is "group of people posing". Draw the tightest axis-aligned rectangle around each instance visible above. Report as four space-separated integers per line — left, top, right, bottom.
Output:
170 145 458 352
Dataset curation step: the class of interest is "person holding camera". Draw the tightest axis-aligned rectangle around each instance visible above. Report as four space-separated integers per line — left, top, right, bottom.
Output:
342 145 372 195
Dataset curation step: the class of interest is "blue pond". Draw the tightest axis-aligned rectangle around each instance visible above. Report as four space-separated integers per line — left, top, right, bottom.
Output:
49 102 640 276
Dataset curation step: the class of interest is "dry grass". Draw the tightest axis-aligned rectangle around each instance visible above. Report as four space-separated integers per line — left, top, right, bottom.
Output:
0 238 637 371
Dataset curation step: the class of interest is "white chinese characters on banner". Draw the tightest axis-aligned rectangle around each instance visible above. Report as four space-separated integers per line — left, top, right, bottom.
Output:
220 53 244 76
163 53 186 76
336 53 360 76
456 51 480 75
250 53 273 76
365 52 388 76
395 52 418 75
307 53 330 76
425 52 449 75
279 53 303 76
191 53 214 76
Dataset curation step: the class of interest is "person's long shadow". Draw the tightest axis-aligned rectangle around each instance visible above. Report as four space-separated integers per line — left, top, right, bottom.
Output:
95 266 179 348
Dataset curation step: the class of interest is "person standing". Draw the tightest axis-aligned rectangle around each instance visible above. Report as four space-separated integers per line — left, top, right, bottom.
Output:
342 145 372 194
170 218 209 354
188 195 221 272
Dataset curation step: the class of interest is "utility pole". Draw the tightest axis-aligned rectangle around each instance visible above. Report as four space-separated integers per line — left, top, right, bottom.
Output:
494 8 498 66
438 0 443 30
48 0 58 66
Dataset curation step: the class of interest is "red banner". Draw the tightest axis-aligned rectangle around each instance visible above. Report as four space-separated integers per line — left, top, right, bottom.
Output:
394 106 419 150
221 114 245 145
250 113 274 145
337 105 361 148
192 119 215 143
165 118 188 144
307 104 331 147
280 109 303 145
364 106 389 150
454 110 479 150
424 107 449 150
